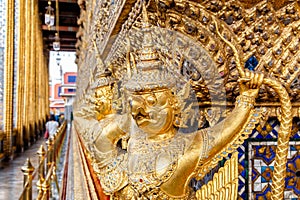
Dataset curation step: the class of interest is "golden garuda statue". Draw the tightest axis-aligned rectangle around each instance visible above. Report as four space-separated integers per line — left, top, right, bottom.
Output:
88 4 271 199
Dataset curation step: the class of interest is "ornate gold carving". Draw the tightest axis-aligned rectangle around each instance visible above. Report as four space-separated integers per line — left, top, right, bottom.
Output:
87 5 264 199
215 17 293 199
102 0 300 105
75 66 116 122
74 0 300 199
196 152 239 200
215 16 293 198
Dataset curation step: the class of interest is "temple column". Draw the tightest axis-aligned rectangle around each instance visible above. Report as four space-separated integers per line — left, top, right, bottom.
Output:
30 0 38 139
45 57 50 120
23 0 32 147
37 26 43 134
16 0 25 152
3 0 15 158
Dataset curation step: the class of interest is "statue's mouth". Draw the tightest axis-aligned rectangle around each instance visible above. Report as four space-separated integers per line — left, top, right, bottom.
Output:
132 108 157 125
133 108 149 120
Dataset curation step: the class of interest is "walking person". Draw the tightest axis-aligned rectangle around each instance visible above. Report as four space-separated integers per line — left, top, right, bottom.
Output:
45 115 59 139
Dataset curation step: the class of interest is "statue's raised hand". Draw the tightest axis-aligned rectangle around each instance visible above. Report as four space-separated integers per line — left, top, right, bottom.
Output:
238 70 264 98
94 113 130 155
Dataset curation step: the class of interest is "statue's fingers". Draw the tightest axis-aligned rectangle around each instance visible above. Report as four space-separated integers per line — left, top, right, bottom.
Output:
239 70 252 84
243 70 253 88
251 73 259 89
249 71 255 89
237 77 250 83
252 73 264 89
257 73 264 87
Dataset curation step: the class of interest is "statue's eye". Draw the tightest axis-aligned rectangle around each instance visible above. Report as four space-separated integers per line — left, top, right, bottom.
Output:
146 95 156 106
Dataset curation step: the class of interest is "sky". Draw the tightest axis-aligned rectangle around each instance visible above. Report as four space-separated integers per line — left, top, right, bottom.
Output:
49 51 77 85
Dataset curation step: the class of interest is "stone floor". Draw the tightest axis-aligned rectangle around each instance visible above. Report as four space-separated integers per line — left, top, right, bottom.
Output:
0 138 46 200
0 123 71 200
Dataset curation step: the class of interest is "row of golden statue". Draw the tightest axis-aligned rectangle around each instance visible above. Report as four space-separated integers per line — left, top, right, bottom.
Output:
74 1 297 199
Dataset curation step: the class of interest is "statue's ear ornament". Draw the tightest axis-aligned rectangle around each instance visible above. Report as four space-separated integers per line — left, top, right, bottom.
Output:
126 36 137 79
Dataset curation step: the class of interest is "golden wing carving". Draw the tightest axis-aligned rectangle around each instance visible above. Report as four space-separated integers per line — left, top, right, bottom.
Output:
196 152 239 200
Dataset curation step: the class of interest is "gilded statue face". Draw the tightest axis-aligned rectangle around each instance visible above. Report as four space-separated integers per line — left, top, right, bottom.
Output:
94 86 113 118
129 89 176 138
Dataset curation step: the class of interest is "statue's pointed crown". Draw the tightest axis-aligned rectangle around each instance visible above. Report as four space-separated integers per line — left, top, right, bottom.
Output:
138 3 160 65
124 3 174 92
92 68 115 89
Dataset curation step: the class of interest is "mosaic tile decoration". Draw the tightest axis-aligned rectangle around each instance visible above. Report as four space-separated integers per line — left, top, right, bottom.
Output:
237 118 300 199
250 118 280 139
238 143 248 199
248 141 300 199
250 118 300 139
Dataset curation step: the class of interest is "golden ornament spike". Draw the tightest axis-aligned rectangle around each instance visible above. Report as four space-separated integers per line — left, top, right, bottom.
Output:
138 1 161 64
93 40 104 67
126 37 132 78
141 1 150 29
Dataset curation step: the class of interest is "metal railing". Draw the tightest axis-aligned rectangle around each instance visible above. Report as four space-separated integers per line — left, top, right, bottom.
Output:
19 121 67 200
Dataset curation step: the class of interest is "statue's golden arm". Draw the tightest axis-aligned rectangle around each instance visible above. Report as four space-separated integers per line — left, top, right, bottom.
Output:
160 96 257 197
91 115 130 194
203 98 253 161
158 92 256 197
195 71 264 179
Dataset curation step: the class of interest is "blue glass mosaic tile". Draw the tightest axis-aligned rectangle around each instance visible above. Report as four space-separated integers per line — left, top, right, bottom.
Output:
245 56 258 71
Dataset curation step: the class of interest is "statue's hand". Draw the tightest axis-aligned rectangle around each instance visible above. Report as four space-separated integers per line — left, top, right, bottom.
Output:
117 113 132 133
95 114 130 147
238 70 264 98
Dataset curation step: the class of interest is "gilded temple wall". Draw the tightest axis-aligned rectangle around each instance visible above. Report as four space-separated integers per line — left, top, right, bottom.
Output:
74 0 300 199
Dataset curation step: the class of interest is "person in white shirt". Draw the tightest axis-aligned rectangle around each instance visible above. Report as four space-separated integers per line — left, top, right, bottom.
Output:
46 115 59 138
